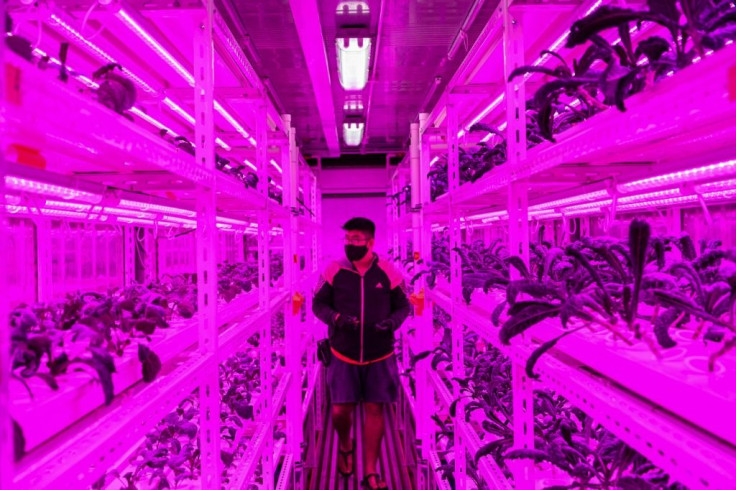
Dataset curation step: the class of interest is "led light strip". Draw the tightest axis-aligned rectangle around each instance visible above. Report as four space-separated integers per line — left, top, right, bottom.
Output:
530 190 609 211
617 194 700 211
618 159 736 193
6 176 102 204
117 9 257 147
695 178 736 193
50 14 156 94
118 199 196 217
270 159 283 174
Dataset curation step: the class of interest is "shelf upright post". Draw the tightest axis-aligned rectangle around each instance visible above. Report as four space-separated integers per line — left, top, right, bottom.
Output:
503 0 534 487
1 34 12 482
193 0 221 486
447 96 467 490
255 98 275 486
283 115 304 472
417 112 436 458
123 226 136 286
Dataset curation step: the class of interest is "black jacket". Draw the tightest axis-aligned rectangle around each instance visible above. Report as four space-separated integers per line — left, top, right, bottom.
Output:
313 255 411 363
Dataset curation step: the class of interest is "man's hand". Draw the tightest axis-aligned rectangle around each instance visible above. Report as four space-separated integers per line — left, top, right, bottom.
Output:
375 319 396 332
334 313 360 330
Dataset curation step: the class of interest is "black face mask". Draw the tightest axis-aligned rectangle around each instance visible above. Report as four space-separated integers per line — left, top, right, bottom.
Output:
345 244 369 262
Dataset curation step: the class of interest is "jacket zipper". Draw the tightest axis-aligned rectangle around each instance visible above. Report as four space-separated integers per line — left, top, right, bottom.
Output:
359 274 365 363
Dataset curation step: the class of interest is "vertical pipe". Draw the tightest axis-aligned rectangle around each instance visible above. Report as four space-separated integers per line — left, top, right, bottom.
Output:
255 99 274 486
283 115 304 465
194 1 221 485
123 226 136 286
417 112 436 459
447 97 466 490
0 22 12 479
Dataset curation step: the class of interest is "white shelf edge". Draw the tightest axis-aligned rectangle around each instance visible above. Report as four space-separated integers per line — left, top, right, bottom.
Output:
426 287 736 489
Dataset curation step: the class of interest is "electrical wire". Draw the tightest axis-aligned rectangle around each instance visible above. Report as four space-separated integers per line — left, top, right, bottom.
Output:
80 2 106 41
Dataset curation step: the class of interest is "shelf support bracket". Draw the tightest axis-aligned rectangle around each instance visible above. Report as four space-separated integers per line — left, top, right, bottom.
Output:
194 1 221 486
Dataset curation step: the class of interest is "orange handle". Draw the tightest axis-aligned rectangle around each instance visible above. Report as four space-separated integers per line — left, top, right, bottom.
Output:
409 289 425 316
292 292 305 315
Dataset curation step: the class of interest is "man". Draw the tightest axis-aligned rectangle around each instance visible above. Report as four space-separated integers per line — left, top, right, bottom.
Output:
313 217 411 490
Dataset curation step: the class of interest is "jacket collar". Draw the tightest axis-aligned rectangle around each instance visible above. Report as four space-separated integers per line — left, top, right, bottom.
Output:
338 253 380 272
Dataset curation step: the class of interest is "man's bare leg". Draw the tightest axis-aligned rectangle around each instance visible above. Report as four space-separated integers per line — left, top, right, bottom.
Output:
333 403 356 474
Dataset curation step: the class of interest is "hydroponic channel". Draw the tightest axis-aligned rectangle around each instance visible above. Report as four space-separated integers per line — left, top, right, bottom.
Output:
3 0 736 488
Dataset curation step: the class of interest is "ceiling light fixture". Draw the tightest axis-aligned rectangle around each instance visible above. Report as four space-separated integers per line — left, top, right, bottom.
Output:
336 38 371 91
343 122 365 146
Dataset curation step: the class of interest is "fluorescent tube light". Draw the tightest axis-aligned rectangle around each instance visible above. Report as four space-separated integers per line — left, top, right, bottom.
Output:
695 178 736 193
244 160 258 172
117 9 195 85
5 176 102 203
429 156 440 167
119 200 196 217
530 190 609 211
343 122 365 146
50 14 156 94
336 38 371 91
617 160 736 193
270 159 283 174
617 195 699 211
117 9 256 147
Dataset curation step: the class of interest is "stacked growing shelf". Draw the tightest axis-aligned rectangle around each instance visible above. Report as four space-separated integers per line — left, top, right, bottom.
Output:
2 0 323 487
390 0 736 488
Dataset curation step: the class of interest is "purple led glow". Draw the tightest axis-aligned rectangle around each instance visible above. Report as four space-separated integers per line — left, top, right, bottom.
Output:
119 200 196 218
6 176 102 204
117 9 195 86
49 14 156 94
530 190 610 211
617 160 736 193
617 194 700 211
618 188 681 203
162 216 197 227
130 107 179 138
94 206 156 219
694 178 736 193
336 38 371 91
45 200 91 212
270 160 283 174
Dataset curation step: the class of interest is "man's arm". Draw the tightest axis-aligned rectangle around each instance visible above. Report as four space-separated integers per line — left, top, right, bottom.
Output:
387 282 411 330
313 276 338 327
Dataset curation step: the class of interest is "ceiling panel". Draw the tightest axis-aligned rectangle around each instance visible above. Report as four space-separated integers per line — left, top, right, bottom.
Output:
226 0 497 159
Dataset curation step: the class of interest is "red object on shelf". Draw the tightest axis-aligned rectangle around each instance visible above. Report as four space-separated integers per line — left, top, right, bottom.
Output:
729 64 736 102
409 288 425 316
292 292 304 315
7 143 46 169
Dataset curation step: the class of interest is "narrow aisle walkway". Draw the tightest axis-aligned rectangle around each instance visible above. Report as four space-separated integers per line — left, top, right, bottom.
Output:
308 404 415 490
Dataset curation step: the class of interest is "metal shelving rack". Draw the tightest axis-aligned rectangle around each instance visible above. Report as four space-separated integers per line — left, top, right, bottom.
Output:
3 0 322 486
390 0 736 488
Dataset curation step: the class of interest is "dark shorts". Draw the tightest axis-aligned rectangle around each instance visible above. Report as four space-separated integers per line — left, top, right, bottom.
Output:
327 354 400 404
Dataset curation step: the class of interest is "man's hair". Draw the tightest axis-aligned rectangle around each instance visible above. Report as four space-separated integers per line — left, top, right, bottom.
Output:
343 217 375 238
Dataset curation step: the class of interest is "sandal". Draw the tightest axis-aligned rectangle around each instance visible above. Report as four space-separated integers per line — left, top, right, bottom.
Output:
337 440 355 476
361 473 388 489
